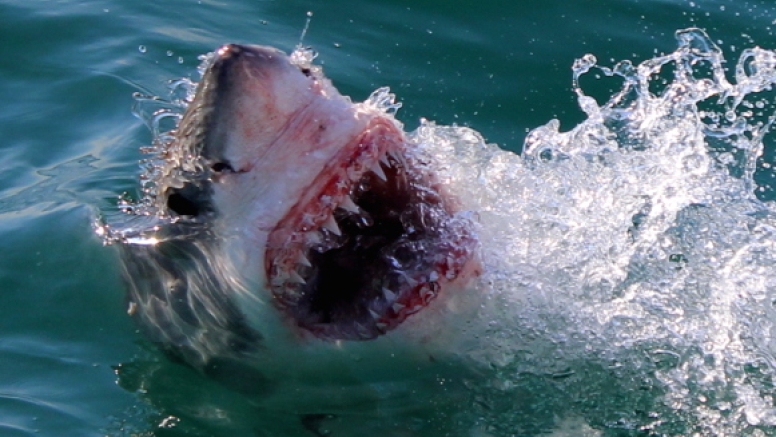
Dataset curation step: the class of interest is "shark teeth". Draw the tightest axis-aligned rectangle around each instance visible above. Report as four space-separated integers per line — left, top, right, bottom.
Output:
420 285 435 303
322 214 342 236
402 274 418 287
270 271 289 286
306 231 323 245
382 287 396 302
289 270 307 285
338 196 359 213
297 252 312 267
269 146 436 338
371 161 387 182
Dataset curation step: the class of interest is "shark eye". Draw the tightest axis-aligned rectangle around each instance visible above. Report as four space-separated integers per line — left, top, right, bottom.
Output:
299 67 313 77
211 162 234 173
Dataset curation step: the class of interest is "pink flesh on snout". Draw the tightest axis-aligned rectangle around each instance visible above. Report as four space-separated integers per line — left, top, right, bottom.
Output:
184 44 479 342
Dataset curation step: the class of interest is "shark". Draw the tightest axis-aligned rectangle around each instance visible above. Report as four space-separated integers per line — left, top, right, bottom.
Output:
110 44 482 432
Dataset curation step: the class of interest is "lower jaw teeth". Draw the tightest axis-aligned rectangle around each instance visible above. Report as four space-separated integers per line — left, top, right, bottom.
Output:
289 270 306 285
382 287 396 301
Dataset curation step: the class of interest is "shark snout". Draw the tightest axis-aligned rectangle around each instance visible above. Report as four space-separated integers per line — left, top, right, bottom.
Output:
212 43 289 73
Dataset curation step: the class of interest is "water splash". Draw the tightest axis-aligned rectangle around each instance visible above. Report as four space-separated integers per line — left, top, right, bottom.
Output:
411 28 776 435
96 71 200 244
362 87 403 115
290 12 318 72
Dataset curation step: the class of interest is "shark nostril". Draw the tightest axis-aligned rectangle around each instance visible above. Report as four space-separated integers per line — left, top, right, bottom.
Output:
167 190 200 216
211 162 234 173
164 183 213 217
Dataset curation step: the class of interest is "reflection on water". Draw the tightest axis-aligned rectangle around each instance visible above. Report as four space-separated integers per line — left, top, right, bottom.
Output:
0 156 100 215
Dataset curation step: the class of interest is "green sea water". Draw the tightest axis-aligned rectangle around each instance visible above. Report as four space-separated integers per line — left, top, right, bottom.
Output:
4 0 776 436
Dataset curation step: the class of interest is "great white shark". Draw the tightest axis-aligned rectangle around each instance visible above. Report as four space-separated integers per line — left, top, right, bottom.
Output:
111 44 483 430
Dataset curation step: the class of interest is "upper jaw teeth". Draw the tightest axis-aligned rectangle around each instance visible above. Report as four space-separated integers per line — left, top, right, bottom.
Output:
274 153 398 290
338 196 359 213
371 162 387 181
322 214 342 236
315 152 392 236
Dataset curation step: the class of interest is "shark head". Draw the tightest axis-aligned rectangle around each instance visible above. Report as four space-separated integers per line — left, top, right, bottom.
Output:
120 44 480 353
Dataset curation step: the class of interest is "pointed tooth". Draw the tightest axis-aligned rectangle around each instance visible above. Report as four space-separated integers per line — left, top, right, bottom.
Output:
376 322 388 330
297 252 312 267
369 309 380 319
271 274 287 286
392 302 405 313
382 287 396 302
371 162 387 181
281 285 300 297
338 196 359 213
379 154 390 167
322 215 342 236
306 231 322 245
289 270 306 284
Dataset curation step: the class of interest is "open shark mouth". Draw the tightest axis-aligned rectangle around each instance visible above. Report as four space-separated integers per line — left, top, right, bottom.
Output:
266 119 476 341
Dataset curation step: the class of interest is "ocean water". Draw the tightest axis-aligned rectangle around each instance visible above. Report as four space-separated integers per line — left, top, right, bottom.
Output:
5 0 776 436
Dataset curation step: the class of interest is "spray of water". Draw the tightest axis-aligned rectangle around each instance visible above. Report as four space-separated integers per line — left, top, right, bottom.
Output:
411 28 776 435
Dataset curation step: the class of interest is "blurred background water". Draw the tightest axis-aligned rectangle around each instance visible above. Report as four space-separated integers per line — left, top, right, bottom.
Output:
3 0 776 436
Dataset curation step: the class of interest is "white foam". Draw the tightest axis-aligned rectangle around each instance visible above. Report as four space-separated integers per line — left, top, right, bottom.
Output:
410 28 776 434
